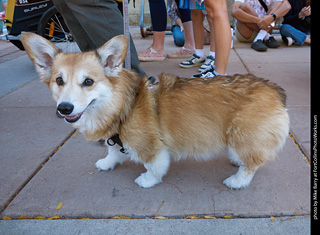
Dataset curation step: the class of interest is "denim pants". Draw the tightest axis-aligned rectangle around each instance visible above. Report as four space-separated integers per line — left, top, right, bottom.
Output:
280 24 310 46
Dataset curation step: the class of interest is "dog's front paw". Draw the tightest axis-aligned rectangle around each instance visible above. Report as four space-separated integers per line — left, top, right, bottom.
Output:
95 158 117 171
134 172 161 188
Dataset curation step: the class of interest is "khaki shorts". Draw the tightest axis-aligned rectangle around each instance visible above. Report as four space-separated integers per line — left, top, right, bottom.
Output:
235 29 257 43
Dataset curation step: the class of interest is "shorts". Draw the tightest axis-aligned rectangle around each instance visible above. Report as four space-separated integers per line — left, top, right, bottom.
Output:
235 29 257 43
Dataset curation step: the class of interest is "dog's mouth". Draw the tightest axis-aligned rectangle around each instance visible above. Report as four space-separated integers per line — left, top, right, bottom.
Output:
63 99 96 123
65 112 83 123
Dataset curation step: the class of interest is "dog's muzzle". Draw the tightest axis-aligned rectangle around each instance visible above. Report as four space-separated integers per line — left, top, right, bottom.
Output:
57 102 80 123
57 102 74 115
57 100 95 123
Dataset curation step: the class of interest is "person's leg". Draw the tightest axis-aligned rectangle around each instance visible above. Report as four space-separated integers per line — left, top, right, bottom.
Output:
204 0 230 75
178 9 205 68
237 2 260 39
53 0 94 51
138 0 166 61
148 0 167 53
235 2 260 40
207 15 215 57
175 0 195 50
191 9 205 57
53 0 145 76
181 21 195 50
280 24 307 46
198 15 215 71
232 1 268 52
167 23 194 58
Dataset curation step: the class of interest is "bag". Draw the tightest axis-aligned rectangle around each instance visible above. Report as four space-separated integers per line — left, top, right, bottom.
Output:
258 0 268 13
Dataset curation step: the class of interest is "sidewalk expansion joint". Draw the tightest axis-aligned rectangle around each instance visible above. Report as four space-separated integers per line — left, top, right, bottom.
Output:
1 213 310 221
289 132 310 165
233 48 250 73
0 129 77 215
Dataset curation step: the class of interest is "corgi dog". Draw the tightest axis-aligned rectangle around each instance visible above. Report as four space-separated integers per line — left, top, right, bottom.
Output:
21 33 289 189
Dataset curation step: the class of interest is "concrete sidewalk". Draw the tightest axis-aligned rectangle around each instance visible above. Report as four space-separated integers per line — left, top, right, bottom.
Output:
0 28 311 233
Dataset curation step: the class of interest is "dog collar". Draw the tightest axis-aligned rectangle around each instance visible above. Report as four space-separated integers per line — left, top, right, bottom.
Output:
107 134 127 154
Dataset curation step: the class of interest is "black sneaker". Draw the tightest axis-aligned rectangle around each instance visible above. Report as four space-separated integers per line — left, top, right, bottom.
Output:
251 39 268 52
264 36 280 48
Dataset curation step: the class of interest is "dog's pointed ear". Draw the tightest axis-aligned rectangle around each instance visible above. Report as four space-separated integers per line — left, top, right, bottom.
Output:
21 32 60 84
97 35 129 76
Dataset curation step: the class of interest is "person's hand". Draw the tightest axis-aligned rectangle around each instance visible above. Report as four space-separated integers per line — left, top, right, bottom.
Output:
299 6 311 18
175 18 184 31
257 15 274 31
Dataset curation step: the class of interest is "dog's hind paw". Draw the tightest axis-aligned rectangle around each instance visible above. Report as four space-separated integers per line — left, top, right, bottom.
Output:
134 172 161 188
223 175 249 190
223 166 256 190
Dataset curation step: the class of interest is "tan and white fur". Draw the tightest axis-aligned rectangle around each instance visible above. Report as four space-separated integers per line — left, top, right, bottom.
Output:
21 33 290 189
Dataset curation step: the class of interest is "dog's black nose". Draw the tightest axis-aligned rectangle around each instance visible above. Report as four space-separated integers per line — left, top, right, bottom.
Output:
57 102 74 115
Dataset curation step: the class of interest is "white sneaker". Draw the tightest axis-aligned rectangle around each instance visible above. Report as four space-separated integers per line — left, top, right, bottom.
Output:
198 55 215 71
281 36 293 47
179 54 205 68
192 64 217 78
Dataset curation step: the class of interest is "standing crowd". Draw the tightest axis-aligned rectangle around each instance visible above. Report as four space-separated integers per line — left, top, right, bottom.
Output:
51 0 311 77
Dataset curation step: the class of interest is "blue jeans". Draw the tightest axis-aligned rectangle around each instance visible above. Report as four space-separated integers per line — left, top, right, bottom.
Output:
172 25 185 47
280 24 310 46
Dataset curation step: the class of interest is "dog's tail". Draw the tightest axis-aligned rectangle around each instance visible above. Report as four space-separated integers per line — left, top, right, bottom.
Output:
273 83 287 107
249 74 287 107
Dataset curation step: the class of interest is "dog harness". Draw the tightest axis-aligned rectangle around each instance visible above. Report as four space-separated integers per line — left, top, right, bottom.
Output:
107 134 127 154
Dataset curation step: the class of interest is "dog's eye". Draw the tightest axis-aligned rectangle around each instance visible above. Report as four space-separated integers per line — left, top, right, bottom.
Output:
56 77 64 86
83 78 94 87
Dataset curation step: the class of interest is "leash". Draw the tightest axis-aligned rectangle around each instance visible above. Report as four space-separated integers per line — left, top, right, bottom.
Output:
106 1 130 154
123 0 131 70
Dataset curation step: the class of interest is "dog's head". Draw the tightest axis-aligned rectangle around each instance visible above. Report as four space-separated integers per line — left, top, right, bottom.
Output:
21 33 129 131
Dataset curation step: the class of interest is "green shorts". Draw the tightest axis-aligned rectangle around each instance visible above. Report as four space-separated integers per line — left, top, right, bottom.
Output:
235 29 257 43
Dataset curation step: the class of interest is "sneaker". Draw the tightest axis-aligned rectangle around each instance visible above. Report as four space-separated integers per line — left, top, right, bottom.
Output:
179 54 205 68
192 64 217 78
167 47 194 58
251 39 268 52
138 47 166 62
281 36 293 46
198 55 215 71
264 36 280 48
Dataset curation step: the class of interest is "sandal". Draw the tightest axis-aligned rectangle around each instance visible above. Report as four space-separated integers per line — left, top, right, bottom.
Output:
138 47 166 62
167 47 194 58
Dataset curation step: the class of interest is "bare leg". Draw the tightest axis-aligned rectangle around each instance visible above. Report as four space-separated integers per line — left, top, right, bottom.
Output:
182 21 195 50
305 35 311 44
191 10 204 51
237 2 260 39
204 0 231 75
151 31 166 54
207 15 216 54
